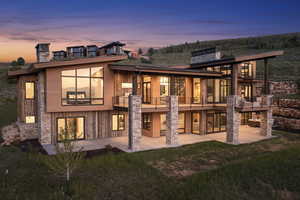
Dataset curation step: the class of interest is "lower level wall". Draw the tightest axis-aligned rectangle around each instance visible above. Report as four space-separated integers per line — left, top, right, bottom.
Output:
48 110 128 144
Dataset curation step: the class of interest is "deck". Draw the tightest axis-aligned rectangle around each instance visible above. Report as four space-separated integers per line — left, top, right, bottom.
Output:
43 126 275 155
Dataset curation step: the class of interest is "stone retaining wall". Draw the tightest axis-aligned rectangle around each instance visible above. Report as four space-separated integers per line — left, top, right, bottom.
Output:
273 98 300 131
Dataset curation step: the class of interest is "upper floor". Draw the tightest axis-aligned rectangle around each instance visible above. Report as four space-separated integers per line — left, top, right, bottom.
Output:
8 43 283 124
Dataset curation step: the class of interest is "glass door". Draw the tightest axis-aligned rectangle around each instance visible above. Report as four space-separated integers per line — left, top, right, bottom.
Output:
192 112 201 134
142 76 151 104
193 78 201 104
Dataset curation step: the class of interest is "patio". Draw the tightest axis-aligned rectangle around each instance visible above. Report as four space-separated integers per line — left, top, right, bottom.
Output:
43 126 274 155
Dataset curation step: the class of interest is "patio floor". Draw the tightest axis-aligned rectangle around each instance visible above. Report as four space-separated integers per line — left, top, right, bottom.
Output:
43 126 274 155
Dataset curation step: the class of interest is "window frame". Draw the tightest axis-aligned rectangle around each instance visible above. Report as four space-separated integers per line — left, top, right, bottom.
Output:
56 116 85 142
61 66 104 106
142 113 152 130
25 81 35 100
112 114 125 131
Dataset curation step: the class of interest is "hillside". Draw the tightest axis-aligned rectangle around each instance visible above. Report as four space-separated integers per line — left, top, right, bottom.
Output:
126 33 300 81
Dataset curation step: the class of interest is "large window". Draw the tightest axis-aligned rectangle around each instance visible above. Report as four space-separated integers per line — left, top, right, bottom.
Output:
241 84 252 101
160 77 169 97
240 62 253 78
206 112 226 134
208 79 230 103
57 117 84 141
220 79 231 103
112 114 125 131
61 66 104 105
193 78 201 103
175 77 186 103
142 113 152 130
25 82 35 99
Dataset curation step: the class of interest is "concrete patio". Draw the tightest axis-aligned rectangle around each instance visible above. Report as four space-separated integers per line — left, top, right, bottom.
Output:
43 126 274 155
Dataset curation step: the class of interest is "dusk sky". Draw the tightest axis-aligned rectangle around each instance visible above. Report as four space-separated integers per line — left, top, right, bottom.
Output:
1 0 300 62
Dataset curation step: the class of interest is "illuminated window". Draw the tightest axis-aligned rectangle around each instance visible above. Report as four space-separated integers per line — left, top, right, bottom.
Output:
25 116 35 124
57 117 84 141
160 114 167 131
61 66 104 105
25 82 35 99
112 114 125 131
142 113 152 130
177 112 185 133
193 78 201 103
240 62 253 78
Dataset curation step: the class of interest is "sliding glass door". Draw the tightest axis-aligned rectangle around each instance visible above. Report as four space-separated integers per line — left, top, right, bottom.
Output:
192 112 201 134
206 112 226 134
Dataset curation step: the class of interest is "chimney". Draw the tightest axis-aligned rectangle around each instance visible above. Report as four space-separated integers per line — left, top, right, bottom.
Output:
190 47 221 64
35 43 50 63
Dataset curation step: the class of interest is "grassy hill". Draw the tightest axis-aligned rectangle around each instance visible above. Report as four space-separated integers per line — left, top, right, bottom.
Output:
128 32 300 81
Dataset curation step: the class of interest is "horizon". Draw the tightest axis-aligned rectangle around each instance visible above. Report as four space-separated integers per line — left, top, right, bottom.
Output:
1 0 300 62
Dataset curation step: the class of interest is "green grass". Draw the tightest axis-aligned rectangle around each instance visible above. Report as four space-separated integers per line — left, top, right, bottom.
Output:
0 130 300 199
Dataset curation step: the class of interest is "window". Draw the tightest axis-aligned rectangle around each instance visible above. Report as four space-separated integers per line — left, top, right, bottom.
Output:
25 116 35 124
220 79 231 103
25 82 35 99
61 66 104 105
220 65 232 75
57 117 84 141
241 84 252 101
160 114 167 132
206 112 226 134
193 78 201 103
112 114 125 131
240 62 253 78
177 112 185 133
175 77 185 103
142 113 152 130
142 76 151 104
192 112 201 134
160 77 169 97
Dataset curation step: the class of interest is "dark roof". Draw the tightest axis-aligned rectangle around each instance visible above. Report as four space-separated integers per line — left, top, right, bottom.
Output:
66 46 86 49
191 51 284 68
191 47 217 57
110 64 222 77
99 41 125 49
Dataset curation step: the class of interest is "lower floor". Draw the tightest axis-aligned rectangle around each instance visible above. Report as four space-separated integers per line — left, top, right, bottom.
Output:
43 126 274 154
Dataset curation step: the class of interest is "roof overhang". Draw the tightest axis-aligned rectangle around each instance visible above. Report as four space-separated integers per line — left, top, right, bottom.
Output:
191 51 284 68
7 55 128 78
110 64 223 77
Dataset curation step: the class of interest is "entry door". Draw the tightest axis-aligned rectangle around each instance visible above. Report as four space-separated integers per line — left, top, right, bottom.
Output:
192 112 201 134
142 82 151 104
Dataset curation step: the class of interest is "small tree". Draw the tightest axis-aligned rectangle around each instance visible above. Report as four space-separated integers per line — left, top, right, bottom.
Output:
138 48 143 55
10 60 18 66
17 57 25 66
39 127 85 197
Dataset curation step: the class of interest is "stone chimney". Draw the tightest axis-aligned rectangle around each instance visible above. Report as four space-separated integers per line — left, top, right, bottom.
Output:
191 47 221 64
35 43 50 63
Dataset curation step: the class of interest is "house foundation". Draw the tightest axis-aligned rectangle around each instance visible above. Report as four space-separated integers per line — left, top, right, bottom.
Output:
260 95 273 137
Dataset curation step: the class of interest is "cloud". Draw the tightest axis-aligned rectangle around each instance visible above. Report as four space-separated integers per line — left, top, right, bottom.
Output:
186 19 236 25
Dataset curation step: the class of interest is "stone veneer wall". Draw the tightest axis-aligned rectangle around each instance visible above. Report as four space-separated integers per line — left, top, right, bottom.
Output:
273 99 300 131
166 95 178 145
37 72 52 145
226 95 240 144
256 81 298 96
128 95 142 151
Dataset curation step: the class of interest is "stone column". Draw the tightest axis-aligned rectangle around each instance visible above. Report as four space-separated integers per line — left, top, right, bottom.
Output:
166 95 178 145
260 95 273 137
128 95 142 151
37 72 52 145
226 95 240 144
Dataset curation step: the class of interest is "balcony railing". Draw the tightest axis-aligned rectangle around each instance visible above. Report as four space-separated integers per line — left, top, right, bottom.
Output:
113 96 209 110
236 96 272 110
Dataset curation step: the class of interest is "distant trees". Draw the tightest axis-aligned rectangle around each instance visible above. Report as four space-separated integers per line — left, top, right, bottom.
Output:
9 57 26 71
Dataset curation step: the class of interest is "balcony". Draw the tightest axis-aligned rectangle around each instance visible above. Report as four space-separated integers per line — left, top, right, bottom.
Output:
113 96 219 112
235 96 272 112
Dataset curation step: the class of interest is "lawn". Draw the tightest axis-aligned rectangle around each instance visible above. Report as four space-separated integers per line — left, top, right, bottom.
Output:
0 130 300 200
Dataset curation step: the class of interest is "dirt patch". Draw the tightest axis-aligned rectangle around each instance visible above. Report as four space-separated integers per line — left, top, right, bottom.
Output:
275 189 300 200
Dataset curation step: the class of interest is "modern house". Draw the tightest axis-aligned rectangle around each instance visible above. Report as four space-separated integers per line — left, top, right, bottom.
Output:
7 43 283 154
